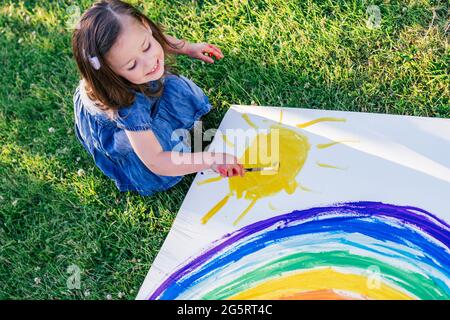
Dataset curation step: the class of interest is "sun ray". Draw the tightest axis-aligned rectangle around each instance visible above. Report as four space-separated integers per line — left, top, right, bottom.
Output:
298 184 313 192
296 117 346 129
268 202 277 210
222 134 235 148
197 176 223 186
317 140 359 149
201 193 232 224
242 113 258 129
316 162 347 170
233 198 257 226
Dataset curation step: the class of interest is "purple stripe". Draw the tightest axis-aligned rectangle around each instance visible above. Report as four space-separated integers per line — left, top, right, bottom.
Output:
149 201 449 299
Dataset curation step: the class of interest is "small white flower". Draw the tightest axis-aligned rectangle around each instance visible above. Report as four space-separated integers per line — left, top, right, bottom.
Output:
118 292 125 299
34 267 41 272
34 277 41 285
77 169 85 176
48 127 55 133
76 157 81 162
84 290 91 297
12 199 18 206
18 38 23 44
106 294 112 300
402 7 407 12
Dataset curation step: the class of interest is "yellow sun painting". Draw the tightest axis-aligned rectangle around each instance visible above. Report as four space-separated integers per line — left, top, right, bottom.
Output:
197 109 359 226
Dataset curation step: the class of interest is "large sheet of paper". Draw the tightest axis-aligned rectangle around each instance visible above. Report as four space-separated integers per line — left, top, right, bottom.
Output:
137 105 450 300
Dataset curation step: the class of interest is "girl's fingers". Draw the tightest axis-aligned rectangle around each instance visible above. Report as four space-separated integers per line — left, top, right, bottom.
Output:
202 52 216 63
203 55 215 63
209 44 223 56
239 164 245 177
218 167 227 177
207 44 224 59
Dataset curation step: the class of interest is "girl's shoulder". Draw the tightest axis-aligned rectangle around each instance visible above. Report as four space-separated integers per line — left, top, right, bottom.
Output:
75 79 117 121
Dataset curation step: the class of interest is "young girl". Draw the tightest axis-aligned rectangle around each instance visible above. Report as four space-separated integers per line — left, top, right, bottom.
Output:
72 0 245 196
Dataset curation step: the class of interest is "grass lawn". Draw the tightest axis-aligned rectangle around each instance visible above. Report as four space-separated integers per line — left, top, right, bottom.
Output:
0 0 448 299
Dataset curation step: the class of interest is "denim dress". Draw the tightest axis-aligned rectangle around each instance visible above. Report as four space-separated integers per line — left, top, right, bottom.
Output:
73 73 212 196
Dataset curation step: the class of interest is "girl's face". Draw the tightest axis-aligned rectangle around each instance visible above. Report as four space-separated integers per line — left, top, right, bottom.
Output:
105 15 164 85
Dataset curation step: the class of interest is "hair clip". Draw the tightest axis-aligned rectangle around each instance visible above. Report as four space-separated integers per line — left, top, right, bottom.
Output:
82 49 101 70
88 55 101 70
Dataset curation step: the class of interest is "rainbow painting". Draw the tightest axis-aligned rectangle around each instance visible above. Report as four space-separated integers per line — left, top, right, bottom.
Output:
148 202 449 300
136 105 450 300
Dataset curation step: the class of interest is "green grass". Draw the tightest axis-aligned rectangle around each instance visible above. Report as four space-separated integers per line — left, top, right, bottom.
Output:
0 0 448 299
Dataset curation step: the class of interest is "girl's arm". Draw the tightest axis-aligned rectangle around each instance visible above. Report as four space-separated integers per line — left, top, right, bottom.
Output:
165 34 189 55
164 35 224 63
125 129 243 177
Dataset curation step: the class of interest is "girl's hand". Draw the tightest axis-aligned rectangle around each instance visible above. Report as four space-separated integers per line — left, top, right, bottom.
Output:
210 153 245 178
185 42 224 63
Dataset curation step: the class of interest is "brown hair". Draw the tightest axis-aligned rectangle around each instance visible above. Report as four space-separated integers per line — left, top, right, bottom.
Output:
72 0 184 115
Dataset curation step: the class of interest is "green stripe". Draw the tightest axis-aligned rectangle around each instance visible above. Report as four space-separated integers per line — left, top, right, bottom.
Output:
202 251 449 300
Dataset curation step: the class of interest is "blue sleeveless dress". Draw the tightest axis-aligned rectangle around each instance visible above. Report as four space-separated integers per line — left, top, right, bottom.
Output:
73 73 212 196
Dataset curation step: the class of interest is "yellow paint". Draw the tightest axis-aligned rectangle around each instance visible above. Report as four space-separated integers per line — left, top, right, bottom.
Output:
201 121 310 225
233 198 257 226
298 184 313 192
222 134 235 148
317 140 359 149
278 109 283 124
242 113 258 129
201 193 232 224
296 117 346 129
197 176 223 186
279 289 365 300
316 162 346 170
228 268 414 300
200 114 349 225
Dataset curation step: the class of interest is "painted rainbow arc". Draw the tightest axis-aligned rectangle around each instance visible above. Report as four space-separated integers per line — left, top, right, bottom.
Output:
148 202 450 300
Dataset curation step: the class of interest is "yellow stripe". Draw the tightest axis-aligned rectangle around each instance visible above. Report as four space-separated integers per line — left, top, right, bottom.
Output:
228 268 414 300
242 114 258 129
316 161 346 170
197 176 223 186
233 198 257 226
222 135 235 148
201 193 231 224
296 117 346 128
